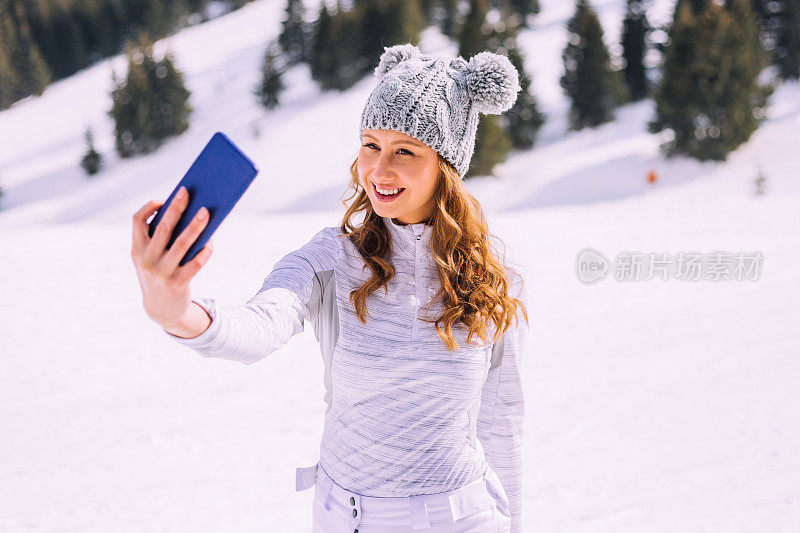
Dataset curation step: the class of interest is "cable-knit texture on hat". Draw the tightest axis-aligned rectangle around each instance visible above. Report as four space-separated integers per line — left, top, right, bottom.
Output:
359 44 521 179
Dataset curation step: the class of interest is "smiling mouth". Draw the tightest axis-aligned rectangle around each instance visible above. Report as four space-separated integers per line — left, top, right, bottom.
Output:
372 181 406 199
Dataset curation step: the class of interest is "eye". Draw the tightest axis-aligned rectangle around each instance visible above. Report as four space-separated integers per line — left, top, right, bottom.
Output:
362 143 414 156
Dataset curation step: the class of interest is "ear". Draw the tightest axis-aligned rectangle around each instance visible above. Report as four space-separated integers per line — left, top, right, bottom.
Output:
375 43 423 79
465 51 521 114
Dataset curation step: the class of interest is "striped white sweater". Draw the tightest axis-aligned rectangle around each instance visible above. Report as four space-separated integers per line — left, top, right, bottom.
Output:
164 216 529 531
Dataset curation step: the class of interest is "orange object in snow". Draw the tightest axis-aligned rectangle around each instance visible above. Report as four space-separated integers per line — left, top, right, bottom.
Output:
647 169 658 184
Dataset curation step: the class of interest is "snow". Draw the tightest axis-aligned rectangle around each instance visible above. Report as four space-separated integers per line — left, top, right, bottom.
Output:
1 0 798 530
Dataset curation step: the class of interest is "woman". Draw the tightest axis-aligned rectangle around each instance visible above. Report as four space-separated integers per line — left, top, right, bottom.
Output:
132 43 529 533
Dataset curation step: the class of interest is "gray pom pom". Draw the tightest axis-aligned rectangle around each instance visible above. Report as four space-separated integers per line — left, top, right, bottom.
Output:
465 51 521 114
375 44 423 79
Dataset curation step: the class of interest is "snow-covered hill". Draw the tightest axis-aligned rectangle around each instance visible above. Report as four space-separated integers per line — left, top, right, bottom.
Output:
1 0 798 531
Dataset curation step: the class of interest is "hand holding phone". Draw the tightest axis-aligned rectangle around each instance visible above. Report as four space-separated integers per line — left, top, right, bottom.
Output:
132 188 212 331
131 132 259 331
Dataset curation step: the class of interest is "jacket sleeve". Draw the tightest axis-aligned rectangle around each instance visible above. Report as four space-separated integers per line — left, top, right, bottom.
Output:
162 226 341 365
477 269 529 532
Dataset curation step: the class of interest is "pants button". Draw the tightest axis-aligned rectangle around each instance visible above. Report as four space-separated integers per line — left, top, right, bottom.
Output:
352 508 358 517
350 496 355 506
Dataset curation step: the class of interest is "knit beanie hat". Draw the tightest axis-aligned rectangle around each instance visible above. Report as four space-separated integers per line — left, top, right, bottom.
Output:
359 43 521 179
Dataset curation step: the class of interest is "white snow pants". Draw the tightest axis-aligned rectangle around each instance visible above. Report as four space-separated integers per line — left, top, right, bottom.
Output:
295 460 512 533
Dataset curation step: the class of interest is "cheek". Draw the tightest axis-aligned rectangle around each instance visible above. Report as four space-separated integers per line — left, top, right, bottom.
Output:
356 160 368 186
418 171 439 197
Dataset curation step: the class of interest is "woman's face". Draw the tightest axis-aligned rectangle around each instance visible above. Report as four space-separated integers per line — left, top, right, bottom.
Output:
358 128 440 225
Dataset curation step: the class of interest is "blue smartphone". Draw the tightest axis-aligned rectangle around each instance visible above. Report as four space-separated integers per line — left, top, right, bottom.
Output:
148 132 259 266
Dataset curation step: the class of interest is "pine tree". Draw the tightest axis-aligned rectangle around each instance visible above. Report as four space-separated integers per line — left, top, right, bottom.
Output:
310 0 425 92
621 0 651 101
0 2 50 109
150 47 192 144
772 0 800 79
457 0 517 178
648 0 772 161
109 36 192 158
458 0 491 60
674 0 710 16
229 0 254 9
560 0 617 130
185 0 211 17
724 0 774 132
753 0 780 61
309 4 337 87
325 3 364 90
483 2 519 54
309 2 361 91
73 4 101 63
504 45 544 149
110 57 147 158
483 11 544 149
0 13 24 109
356 0 389 75
505 0 541 28
653 0 707 60
24 2 70 79
439 0 460 38
48 3 90 77
8 0 218 89
648 3 696 153
468 116 513 177
256 40 286 109
81 128 103 176
356 0 425 78
419 0 439 24
103 0 131 48
143 0 185 40
279 0 308 65
75 2 130 63
383 0 426 49
752 0 771 20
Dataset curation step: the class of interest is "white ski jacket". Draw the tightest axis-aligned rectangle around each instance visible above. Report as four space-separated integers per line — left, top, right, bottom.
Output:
164 216 529 531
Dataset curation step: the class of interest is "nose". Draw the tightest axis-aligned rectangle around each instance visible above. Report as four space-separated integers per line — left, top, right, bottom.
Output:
371 150 396 182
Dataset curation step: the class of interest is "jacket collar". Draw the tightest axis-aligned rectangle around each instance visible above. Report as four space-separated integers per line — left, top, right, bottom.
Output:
381 216 433 259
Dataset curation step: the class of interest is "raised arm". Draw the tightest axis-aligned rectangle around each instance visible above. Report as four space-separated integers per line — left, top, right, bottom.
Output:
476 270 529 532
163 226 341 364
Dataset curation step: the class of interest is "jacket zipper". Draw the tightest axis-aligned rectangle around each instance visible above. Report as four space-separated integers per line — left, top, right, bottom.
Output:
411 226 422 340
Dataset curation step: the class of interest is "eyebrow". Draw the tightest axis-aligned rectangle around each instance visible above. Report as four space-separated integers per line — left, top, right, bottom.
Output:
362 133 426 148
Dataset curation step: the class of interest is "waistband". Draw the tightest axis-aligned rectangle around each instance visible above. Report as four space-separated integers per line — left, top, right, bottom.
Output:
296 460 509 530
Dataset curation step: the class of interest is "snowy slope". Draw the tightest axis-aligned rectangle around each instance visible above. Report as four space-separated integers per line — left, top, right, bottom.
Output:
1 0 799 531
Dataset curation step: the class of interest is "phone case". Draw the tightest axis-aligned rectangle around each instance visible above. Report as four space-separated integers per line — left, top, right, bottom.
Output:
148 131 259 266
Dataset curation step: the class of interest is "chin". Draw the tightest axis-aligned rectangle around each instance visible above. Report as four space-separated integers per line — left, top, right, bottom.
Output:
371 203 395 216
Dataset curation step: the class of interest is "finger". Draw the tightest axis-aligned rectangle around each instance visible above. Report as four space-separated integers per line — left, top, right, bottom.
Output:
175 241 214 285
146 187 189 262
162 206 210 270
132 199 165 254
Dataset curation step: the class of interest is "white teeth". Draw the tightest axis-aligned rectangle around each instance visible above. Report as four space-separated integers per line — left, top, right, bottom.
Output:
375 184 402 196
